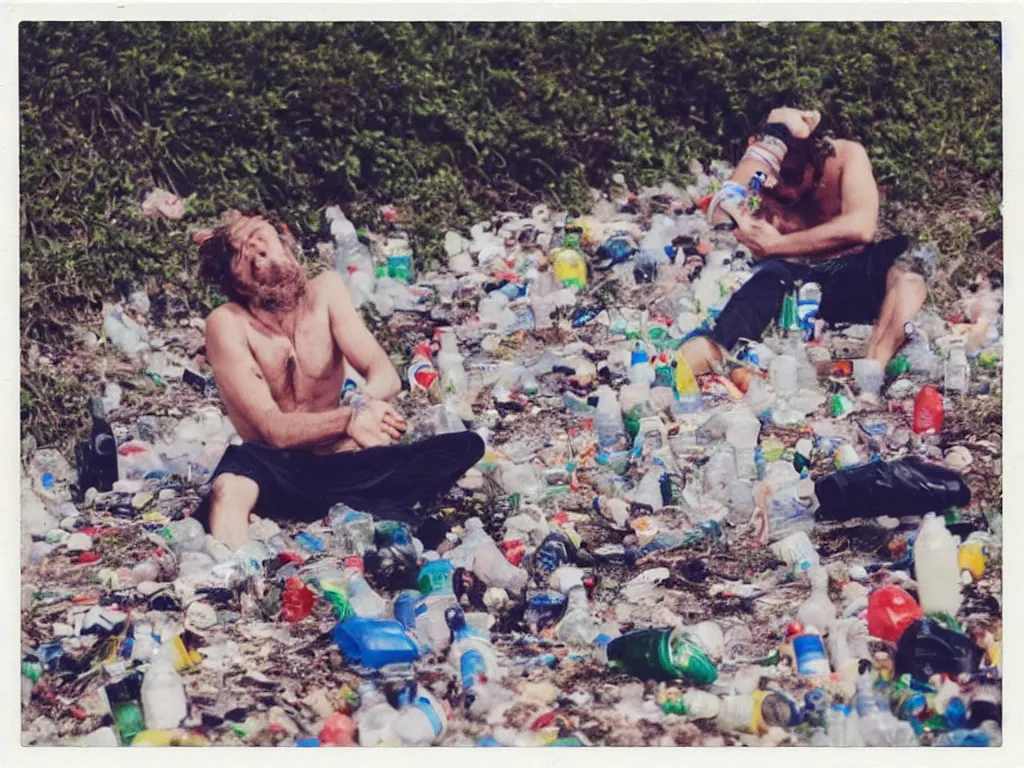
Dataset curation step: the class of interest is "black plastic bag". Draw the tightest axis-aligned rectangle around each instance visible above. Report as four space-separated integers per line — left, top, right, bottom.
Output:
894 618 983 681
814 456 970 522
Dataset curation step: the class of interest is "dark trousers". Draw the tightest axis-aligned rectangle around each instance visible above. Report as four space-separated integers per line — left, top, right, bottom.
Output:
705 235 910 351
192 432 486 532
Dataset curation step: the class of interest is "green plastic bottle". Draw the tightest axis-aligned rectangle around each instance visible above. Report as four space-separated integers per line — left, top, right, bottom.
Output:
605 627 717 685
105 673 145 745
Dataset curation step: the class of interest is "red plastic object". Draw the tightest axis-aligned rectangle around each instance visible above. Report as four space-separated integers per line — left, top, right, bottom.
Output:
319 711 357 746
785 622 804 640
912 385 944 435
278 551 304 565
344 555 364 572
282 577 316 623
500 539 526 567
77 552 101 564
867 585 923 644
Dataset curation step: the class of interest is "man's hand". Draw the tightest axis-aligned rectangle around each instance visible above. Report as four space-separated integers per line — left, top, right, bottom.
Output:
735 215 785 261
766 107 822 140
346 396 408 448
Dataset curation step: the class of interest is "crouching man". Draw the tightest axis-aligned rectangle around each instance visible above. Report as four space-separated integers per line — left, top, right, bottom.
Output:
191 210 484 549
679 107 927 402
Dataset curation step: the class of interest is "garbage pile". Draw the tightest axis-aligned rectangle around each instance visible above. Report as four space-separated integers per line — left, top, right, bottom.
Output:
21 165 1003 747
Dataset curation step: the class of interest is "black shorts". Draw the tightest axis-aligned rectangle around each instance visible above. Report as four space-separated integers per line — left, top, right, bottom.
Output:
191 432 486 532
705 235 910 351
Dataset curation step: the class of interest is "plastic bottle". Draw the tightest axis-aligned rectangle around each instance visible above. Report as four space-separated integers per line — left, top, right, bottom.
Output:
446 605 502 711
408 341 440 393
914 513 962 616
105 674 145 745
628 344 656 386
391 687 448 746
854 672 917 746
944 337 969 394
103 305 150 358
605 627 717 684
344 562 390 619
437 330 469 397
327 206 376 307
824 704 864 746
140 644 188 730
770 531 820 575
725 408 760 480
594 385 628 453
797 566 836 632
792 627 831 676
718 691 800 734
552 246 588 290
556 584 601 646
328 504 376 555
912 384 944 434
901 322 940 380
354 684 399 746
769 353 798 399
167 517 206 555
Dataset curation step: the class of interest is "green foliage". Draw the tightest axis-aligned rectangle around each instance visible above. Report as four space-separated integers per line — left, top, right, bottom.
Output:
20 22 1000 320
19 22 1002 447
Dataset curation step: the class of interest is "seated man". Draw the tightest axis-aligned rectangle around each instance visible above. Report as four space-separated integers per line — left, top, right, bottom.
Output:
191 210 484 549
680 107 926 400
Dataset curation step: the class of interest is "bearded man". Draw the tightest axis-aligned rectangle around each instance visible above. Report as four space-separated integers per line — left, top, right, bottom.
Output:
678 107 927 402
192 210 484 549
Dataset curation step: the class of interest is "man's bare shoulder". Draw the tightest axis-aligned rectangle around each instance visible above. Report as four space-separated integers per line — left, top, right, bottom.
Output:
308 269 345 293
831 138 870 165
206 302 250 340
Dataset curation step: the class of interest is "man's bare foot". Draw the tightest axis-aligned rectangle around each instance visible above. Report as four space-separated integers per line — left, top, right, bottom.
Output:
679 335 728 377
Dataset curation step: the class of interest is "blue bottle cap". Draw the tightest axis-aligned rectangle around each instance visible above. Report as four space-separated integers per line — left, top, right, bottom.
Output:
41 473 54 488
630 347 649 366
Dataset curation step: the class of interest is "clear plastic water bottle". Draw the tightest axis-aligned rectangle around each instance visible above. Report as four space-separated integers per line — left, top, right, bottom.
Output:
326 206 376 307
944 336 969 394
854 673 917 746
329 504 376 556
595 385 628 453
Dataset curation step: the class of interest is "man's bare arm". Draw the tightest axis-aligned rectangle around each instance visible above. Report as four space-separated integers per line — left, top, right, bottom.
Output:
206 307 355 450
769 142 879 260
325 271 402 402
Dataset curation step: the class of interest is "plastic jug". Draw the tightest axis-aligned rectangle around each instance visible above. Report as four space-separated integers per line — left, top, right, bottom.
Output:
914 513 962 616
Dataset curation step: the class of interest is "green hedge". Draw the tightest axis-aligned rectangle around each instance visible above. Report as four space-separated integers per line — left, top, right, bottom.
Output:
19 22 1001 445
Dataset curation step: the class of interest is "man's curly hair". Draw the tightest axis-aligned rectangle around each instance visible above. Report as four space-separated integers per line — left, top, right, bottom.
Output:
197 210 300 305
754 118 838 184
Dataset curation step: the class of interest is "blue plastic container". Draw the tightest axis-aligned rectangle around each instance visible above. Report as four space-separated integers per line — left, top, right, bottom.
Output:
332 617 421 668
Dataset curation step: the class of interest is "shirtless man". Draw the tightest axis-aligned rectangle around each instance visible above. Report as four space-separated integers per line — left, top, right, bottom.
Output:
678 107 927 400
191 210 484 549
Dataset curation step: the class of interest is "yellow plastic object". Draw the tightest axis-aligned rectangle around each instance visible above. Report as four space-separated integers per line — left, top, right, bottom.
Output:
131 729 209 747
958 541 986 581
551 248 588 290
168 634 202 671
672 349 701 397
760 437 786 463
749 690 770 735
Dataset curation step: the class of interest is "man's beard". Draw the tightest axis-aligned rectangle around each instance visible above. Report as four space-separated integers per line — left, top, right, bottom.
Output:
248 261 307 313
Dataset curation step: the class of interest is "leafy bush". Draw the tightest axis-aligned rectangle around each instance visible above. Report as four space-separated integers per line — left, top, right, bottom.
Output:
19 21 1001 445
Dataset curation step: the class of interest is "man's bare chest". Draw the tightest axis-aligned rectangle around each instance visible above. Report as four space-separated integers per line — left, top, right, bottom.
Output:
246 312 344 404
